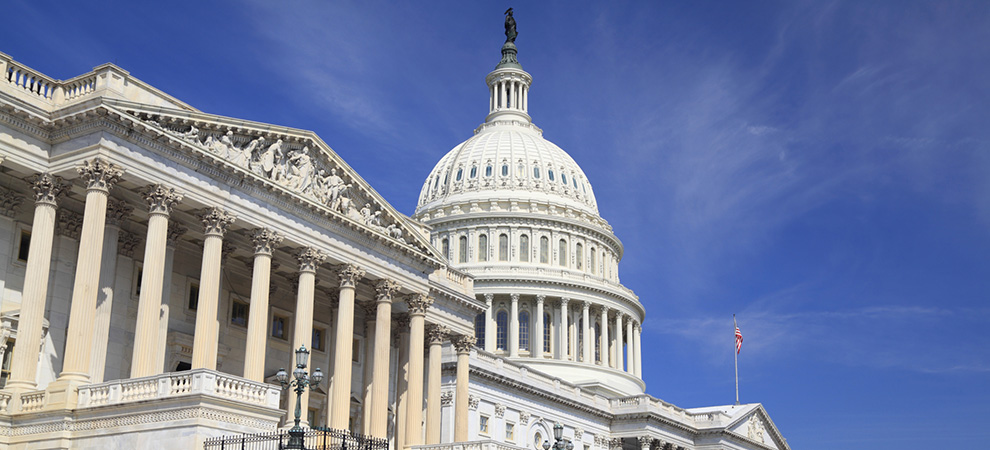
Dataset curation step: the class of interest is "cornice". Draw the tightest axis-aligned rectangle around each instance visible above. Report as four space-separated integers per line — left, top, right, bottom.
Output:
424 212 624 257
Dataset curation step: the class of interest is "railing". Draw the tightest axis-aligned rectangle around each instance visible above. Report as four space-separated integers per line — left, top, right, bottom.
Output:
0 391 11 413
78 369 281 409
203 427 387 450
2 58 58 102
19 390 46 412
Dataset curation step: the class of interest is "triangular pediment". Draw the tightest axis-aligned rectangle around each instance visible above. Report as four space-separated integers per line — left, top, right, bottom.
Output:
725 405 788 450
102 99 442 263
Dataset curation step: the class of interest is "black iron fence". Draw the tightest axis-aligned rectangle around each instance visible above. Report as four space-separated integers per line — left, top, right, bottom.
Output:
203 427 388 450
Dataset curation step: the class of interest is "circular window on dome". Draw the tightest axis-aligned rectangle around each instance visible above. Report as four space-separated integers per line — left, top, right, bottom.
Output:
456 169 463 181
533 166 540 179
486 165 493 177
548 170 555 181
502 164 509 176
470 167 477 179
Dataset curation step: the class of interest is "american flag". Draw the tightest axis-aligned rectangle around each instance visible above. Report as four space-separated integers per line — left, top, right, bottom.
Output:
735 323 743 354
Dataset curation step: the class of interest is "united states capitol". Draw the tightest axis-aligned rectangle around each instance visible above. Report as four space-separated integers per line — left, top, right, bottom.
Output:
0 12 789 450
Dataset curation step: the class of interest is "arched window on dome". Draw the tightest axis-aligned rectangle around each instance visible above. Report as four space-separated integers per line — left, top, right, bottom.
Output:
577 317 584 361
562 173 568 185
458 236 467 263
575 243 583 270
595 321 602 363
601 251 606 276
470 166 478 179
517 160 525 177
548 170 555 181
590 247 597 274
474 313 486 348
456 168 463 182
583 182 587 194
485 165 493 177
544 313 552 354
539 237 549 264
519 310 530 351
498 234 508 261
519 234 530 262
573 177 578 189
533 166 541 179
558 239 567 267
496 310 508 351
432 176 439 190
478 234 488 262
443 173 448 185
502 164 509 176
442 238 450 260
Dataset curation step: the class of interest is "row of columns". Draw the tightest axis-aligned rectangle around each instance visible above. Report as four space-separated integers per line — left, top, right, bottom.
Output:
489 78 529 113
482 293 643 377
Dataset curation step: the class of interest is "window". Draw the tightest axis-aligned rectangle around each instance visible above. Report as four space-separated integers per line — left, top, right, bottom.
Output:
539 237 549 264
577 317 583 361
16 229 31 262
133 266 144 297
308 408 318 428
533 167 540 179
470 167 477 179
498 234 508 261
187 282 200 311
595 322 602 362
548 169 555 181
544 313 552 353
519 235 530 262
231 299 249 327
590 248 596 274
601 251 606 275
506 422 515 440
517 161 525 176
271 314 287 339
573 177 578 189
480 415 490 435
558 239 567 267
501 164 509 176
485 165 493 177
312 327 325 351
442 238 450 260
519 311 530 351
475 313 486 348
575 243 583 270
352 338 361 362
478 234 488 262
456 168 463 181
562 173 568 185
534 432 544 450
496 311 508 350
459 236 468 263
433 176 439 190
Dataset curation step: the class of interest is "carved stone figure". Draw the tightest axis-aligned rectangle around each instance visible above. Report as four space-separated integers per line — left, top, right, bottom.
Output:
217 130 236 158
325 168 346 209
256 138 283 179
385 223 405 243
287 146 315 193
504 8 517 43
360 203 373 224
181 125 199 141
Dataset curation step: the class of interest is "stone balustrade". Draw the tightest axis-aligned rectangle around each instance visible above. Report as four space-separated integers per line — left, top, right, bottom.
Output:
470 348 613 410
607 395 731 427
0 391 11 413
413 439 530 450
19 390 46 412
77 369 281 409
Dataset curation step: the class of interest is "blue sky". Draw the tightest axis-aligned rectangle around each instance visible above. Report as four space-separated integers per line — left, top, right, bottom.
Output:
3 1 988 448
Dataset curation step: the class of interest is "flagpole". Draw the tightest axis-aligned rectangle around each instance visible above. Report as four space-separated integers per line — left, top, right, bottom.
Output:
734 314 739 405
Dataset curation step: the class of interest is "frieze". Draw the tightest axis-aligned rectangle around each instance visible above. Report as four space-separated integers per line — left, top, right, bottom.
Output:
0 188 24 218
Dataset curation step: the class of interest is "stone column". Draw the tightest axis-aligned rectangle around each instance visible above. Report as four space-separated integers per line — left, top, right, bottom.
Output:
330 264 365 429
5 174 65 391
425 323 448 444
404 294 433 447
243 228 283 381
370 279 399 438
600 306 610 367
55 159 123 387
452 335 475 442
533 295 545 358
582 301 591 363
155 220 186 373
626 317 635 374
556 298 568 360
89 199 132 382
483 293 495 353
131 185 182 378
286 247 326 428
361 304 376 434
614 312 624 371
508 293 519 357
394 314 411 450
191 207 236 370
634 322 643 377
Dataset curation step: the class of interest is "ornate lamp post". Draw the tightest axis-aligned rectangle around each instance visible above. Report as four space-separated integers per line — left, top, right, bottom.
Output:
543 423 574 450
276 345 324 450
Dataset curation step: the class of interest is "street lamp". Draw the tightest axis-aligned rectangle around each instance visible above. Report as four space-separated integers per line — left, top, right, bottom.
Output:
276 345 324 450
543 423 574 450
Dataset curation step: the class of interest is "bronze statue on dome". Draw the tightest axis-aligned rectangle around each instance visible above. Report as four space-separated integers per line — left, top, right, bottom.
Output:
504 8 517 43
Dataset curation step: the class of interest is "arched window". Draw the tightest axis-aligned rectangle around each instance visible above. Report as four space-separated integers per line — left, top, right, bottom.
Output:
601 251 606 275
502 164 509 176
498 234 508 261
442 173 448 185
544 313 552 353
590 248 596 274
478 234 488 262
573 177 578 189
539 237 549 264
458 236 467 263
562 173 568 185
432 176 439 190
470 166 477 179
595 322 602 363
575 243 583 270
577 317 584 361
548 169 555 181
474 313 486 348
456 168 463 181
519 311 530 351
496 311 508 350
485 165 493 177
558 239 567 267
533 166 540 179
519 235 530 262
442 238 450 260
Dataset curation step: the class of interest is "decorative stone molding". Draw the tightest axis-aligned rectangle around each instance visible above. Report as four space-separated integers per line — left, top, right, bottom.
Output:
250 228 283 255
27 173 67 206
519 411 530 425
440 391 454 406
142 184 182 216
574 428 583 440
494 403 506 418
467 395 480 410
483 293 494 304
118 230 141 257
335 263 365 288
405 293 433 315
0 188 24 217
199 206 235 236
374 279 401 303
609 438 623 450
535 294 545 305
295 247 328 273
747 415 766 443
452 335 477 353
426 323 449 345
56 210 83 239
105 198 133 226
636 436 653 449
166 219 188 245
77 158 124 192
220 241 236 263
394 313 411 331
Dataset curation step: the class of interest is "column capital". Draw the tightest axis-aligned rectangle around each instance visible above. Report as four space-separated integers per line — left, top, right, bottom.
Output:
27 173 67 206
635 322 642 333
199 207 236 237
360 301 378 319
166 219 188 246
142 184 182 216
535 294 545 304
600 305 610 314
609 438 623 450
335 263 365 288
374 279 401 303
510 293 520 302
56 210 83 239
77 158 123 192
582 300 591 311
426 323 449 345
637 436 654 448
394 313 411 330
105 198 133 227
118 230 141 257
250 228 284 255
0 188 25 218
295 247 328 273
404 293 433 316
483 293 494 304
560 297 570 307
452 335 476 354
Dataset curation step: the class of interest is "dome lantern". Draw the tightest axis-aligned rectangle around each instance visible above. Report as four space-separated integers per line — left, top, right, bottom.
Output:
485 10 533 125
